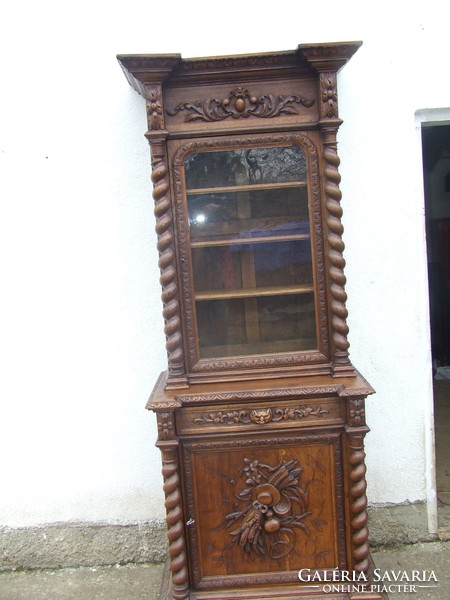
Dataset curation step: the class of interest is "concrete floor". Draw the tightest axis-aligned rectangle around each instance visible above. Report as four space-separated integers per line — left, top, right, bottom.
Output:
435 379 450 530
0 542 449 600
372 541 450 600
0 563 164 600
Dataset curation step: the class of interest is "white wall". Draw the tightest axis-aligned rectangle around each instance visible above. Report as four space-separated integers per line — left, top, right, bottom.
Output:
1 0 448 528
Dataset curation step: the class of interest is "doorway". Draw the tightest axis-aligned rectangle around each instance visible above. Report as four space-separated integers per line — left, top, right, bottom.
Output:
422 122 450 531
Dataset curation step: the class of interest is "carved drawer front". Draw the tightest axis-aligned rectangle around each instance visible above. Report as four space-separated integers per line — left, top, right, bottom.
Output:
181 432 346 591
176 396 343 436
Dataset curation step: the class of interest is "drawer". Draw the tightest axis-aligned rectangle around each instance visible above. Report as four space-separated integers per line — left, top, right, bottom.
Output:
176 396 344 436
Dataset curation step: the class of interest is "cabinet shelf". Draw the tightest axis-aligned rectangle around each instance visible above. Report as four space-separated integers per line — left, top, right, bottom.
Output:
187 181 307 195
199 337 317 358
191 233 310 248
195 284 314 301
190 215 309 242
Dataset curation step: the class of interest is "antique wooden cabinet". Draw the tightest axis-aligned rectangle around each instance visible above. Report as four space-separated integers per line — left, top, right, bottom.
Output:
118 43 381 600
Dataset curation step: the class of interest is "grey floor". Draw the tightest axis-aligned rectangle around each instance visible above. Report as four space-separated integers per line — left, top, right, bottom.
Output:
435 379 450 530
0 563 164 600
0 542 449 600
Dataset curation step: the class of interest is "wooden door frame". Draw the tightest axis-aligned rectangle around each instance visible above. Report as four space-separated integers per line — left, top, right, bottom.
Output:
416 107 450 534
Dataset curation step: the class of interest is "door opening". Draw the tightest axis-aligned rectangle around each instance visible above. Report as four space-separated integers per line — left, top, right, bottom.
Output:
422 122 450 531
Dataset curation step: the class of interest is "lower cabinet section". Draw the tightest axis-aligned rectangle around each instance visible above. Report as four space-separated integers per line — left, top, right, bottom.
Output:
181 432 347 591
150 373 381 600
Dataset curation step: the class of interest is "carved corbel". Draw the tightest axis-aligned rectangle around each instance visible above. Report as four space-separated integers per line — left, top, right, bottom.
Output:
347 398 366 427
319 72 338 120
145 85 165 131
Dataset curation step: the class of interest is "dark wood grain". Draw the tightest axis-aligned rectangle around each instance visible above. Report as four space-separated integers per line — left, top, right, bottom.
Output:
118 43 382 600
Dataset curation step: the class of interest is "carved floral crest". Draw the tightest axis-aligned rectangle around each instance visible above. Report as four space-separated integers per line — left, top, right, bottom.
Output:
167 87 314 122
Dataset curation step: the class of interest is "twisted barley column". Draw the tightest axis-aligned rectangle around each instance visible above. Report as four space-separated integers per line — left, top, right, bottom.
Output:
161 444 189 599
151 141 185 383
321 127 351 369
348 432 370 573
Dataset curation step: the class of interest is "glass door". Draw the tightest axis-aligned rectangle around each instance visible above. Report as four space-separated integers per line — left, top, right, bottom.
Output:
184 145 317 359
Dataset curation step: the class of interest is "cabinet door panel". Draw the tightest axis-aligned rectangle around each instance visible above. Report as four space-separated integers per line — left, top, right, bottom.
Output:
181 433 346 591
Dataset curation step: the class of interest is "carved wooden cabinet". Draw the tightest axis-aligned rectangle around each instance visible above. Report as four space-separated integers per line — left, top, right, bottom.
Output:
118 43 380 600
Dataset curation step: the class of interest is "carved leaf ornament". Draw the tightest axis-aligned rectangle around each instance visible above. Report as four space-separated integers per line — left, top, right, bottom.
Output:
194 404 328 426
167 87 315 122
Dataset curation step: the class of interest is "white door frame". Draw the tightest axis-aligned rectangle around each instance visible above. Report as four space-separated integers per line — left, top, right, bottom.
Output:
415 107 450 533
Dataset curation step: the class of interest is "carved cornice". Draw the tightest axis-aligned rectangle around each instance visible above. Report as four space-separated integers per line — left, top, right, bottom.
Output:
178 51 299 73
167 87 314 122
118 44 361 97
176 385 341 405
116 54 181 96
298 42 362 73
183 432 339 451
341 387 374 397
149 399 182 410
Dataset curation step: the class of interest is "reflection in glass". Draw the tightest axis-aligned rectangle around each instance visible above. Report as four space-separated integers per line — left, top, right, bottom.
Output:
185 146 307 188
188 187 309 242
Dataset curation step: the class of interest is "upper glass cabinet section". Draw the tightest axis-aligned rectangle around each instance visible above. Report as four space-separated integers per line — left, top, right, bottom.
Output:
185 147 307 188
184 145 317 359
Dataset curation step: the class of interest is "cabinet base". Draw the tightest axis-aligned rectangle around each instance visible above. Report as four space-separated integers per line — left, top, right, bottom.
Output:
157 560 387 600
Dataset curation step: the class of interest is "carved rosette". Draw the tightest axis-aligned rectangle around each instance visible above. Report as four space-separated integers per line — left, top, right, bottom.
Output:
160 444 189 599
177 385 340 404
157 412 175 440
347 431 370 573
149 139 187 386
145 86 164 130
348 398 366 427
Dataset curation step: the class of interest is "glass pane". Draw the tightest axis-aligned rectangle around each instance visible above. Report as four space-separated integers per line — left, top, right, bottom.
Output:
189 187 309 243
196 295 316 358
192 241 313 293
185 146 307 189
185 145 318 359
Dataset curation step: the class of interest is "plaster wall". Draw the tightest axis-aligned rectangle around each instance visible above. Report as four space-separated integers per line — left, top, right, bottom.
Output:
0 1 448 532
